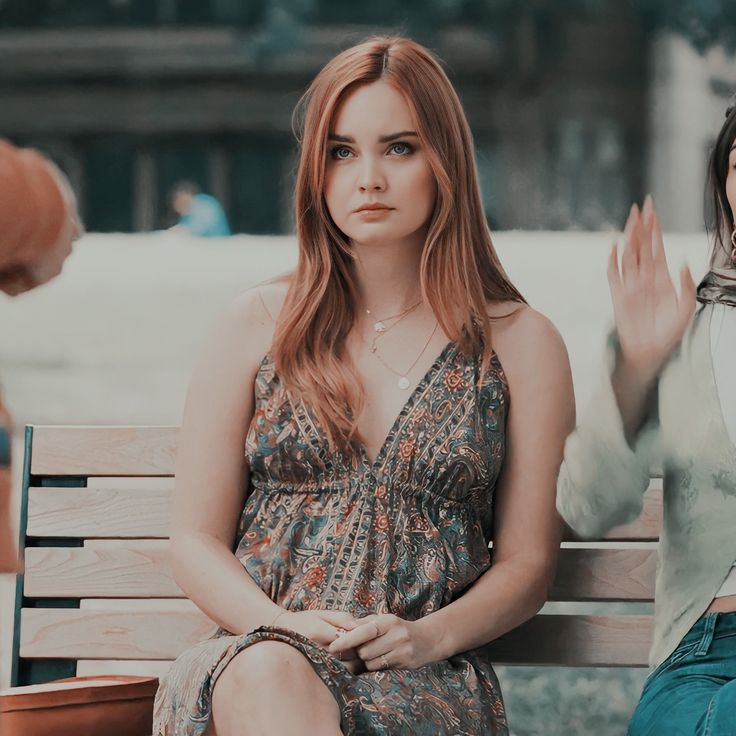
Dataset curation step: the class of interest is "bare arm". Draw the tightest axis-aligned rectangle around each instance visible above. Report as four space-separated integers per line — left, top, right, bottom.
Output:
169 289 282 635
170 286 361 654
421 309 574 657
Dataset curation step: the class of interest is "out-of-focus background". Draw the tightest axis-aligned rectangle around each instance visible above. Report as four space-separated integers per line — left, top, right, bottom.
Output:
1 2 736 733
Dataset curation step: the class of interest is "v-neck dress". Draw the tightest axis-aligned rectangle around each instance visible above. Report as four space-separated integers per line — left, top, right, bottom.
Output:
153 342 510 736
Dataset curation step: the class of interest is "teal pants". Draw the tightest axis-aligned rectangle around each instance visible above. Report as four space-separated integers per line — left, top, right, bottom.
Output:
629 612 736 735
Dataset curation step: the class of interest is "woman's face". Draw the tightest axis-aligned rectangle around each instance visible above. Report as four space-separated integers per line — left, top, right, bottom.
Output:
323 80 437 250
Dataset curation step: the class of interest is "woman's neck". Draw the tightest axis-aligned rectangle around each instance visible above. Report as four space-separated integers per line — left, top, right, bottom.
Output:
352 238 425 315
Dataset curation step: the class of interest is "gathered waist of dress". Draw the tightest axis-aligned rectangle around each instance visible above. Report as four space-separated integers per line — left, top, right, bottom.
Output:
249 476 352 494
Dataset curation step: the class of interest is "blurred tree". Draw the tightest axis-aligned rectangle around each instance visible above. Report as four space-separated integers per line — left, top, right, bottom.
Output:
1 0 734 54
633 0 736 52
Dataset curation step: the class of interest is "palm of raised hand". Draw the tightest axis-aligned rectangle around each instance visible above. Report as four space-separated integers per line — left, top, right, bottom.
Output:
607 198 697 377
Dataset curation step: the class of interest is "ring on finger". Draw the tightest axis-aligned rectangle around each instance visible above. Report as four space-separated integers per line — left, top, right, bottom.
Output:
380 654 390 670
373 621 381 638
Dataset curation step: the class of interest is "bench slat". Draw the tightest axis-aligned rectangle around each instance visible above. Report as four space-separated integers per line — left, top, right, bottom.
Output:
26 484 664 543
23 545 657 602
20 608 652 666
550 548 656 602
27 487 170 538
20 609 217 661
487 614 652 667
30 426 178 476
24 546 181 598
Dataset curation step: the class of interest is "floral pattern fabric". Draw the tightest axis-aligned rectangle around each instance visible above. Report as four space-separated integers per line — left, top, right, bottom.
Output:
154 341 510 735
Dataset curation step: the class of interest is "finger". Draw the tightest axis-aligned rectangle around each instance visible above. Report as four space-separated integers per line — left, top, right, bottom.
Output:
364 651 394 673
678 266 697 325
357 637 393 663
621 206 641 279
607 242 622 298
318 610 361 631
622 202 639 241
639 200 655 276
308 618 348 647
651 209 669 276
642 194 653 226
328 619 382 654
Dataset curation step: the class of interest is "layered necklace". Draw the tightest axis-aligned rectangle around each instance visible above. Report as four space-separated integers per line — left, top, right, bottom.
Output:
361 300 439 390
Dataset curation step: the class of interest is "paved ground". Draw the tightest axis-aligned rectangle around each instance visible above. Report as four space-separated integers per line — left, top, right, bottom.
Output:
0 230 711 731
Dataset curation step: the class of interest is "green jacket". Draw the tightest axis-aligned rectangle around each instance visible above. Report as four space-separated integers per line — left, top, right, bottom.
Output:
556 303 736 668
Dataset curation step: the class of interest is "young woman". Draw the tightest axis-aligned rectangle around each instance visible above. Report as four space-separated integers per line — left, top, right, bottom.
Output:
557 109 736 735
154 36 573 736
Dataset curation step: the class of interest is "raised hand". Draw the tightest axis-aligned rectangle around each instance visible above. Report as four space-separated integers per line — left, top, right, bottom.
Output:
607 196 696 380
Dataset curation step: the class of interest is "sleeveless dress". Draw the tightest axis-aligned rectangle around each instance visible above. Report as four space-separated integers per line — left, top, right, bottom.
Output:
154 341 510 735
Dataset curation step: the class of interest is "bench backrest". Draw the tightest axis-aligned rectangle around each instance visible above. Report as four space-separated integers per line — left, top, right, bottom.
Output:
11 425 659 686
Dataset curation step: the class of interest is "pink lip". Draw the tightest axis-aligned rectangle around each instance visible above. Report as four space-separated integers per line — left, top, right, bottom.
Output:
355 203 393 213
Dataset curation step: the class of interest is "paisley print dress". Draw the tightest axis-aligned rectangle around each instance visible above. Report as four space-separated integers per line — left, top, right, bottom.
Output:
154 341 510 735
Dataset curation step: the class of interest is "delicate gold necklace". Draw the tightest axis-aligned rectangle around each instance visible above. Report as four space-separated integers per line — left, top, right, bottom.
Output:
365 301 423 353
366 321 439 390
365 299 422 334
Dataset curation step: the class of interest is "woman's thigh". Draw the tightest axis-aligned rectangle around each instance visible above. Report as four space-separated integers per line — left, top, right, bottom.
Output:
629 617 736 736
629 666 720 736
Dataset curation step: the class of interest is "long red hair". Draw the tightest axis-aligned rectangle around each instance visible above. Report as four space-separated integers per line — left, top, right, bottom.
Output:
272 36 525 452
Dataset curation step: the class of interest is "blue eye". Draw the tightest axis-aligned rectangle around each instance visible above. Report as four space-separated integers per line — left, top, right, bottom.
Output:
330 146 353 160
389 142 412 156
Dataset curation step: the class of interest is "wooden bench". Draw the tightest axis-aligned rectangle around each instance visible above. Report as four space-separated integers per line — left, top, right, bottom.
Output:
11 425 660 693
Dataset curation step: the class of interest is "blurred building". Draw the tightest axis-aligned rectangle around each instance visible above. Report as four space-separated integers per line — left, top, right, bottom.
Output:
0 0 714 234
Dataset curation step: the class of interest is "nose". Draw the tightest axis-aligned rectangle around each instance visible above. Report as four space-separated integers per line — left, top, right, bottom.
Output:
358 157 386 193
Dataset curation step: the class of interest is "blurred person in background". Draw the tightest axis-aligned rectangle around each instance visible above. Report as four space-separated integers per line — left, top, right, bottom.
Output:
0 138 82 573
154 36 573 736
557 106 736 735
169 180 231 238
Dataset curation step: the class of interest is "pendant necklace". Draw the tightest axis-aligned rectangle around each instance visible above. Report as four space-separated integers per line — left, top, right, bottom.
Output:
364 300 423 354
365 299 422 335
368 321 439 390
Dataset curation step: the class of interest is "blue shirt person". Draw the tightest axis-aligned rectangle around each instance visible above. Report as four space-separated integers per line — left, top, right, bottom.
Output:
170 181 231 237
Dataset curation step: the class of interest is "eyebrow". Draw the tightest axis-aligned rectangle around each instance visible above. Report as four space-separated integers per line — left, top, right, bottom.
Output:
327 131 419 143
731 143 736 152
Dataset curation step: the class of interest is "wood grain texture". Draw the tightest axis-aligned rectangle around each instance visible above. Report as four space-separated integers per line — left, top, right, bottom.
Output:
24 546 181 598
27 487 171 538
22 545 657 603
486 614 652 667
20 609 218 660
30 426 178 476
550 548 656 602
20 608 651 666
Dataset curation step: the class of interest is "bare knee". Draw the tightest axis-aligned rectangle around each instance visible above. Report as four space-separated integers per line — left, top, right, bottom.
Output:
211 641 340 735
214 641 314 697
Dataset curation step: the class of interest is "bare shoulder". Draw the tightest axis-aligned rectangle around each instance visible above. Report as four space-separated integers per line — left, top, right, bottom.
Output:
251 278 291 323
487 301 570 386
208 278 291 376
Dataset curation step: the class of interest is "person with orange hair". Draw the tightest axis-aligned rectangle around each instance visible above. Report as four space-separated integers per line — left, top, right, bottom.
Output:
0 139 82 573
154 37 574 735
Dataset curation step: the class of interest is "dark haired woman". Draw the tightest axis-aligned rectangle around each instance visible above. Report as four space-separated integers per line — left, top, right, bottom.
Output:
557 108 736 735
